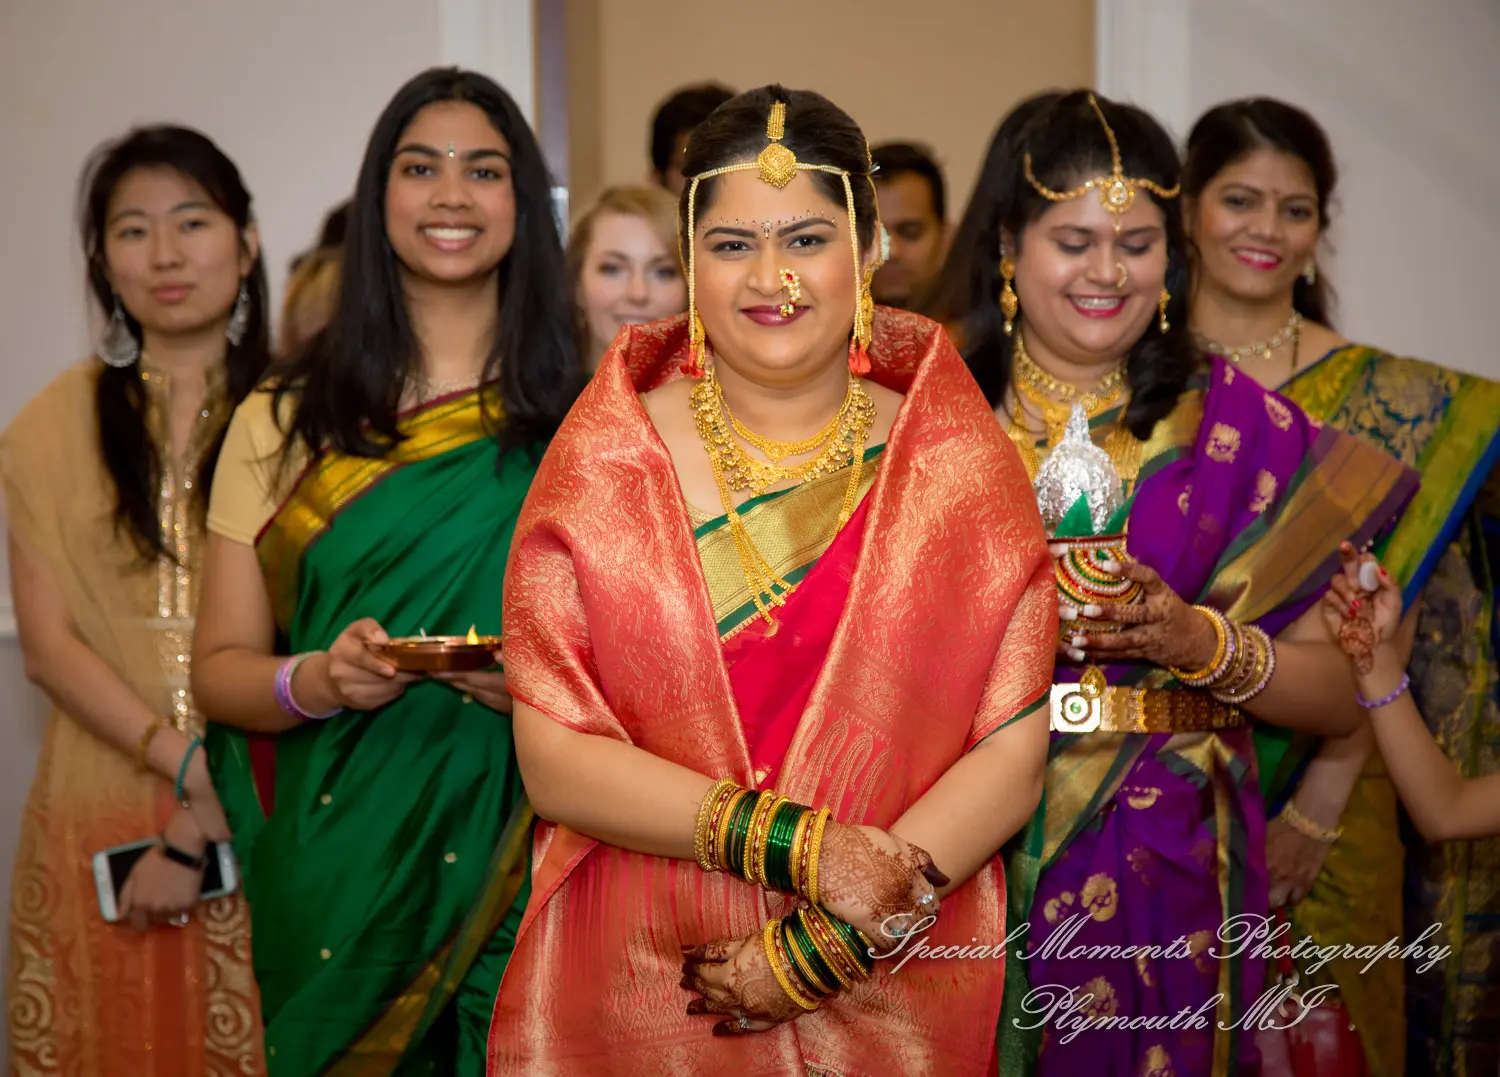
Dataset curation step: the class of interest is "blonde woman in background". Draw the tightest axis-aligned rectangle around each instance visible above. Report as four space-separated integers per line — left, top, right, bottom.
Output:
277 245 340 357
566 185 686 370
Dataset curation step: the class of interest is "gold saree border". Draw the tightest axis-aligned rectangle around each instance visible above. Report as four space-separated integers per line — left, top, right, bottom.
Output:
1210 432 1407 623
698 450 885 639
1286 346 1500 590
322 798 534 1076
256 390 500 629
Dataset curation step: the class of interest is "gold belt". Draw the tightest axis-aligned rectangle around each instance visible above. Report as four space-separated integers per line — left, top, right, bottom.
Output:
1050 681 1245 734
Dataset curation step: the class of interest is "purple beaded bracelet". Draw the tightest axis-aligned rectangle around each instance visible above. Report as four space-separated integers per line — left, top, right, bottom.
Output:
275 653 344 722
1357 672 1410 710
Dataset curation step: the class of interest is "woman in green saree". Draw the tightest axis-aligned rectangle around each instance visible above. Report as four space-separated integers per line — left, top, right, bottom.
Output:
1184 97 1500 1077
190 68 581 1075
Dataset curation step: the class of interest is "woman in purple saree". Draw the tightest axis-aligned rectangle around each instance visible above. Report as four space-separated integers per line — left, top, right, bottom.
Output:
925 91 1417 1075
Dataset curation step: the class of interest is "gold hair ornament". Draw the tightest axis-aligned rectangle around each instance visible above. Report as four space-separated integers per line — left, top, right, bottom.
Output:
1023 94 1180 234
682 99 882 376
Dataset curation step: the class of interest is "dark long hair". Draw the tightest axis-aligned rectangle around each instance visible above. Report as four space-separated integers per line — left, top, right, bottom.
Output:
1182 98 1338 326
276 67 580 463
925 90 1197 438
679 84 878 257
922 90 1062 329
79 125 271 561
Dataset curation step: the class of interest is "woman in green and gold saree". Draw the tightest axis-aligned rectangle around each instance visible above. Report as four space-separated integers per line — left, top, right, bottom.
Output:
189 68 582 1076
1185 97 1500 1077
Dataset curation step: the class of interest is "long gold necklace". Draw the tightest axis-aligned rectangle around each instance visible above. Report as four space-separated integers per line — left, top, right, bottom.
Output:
1006 335 1142 488
1195 309 1304 365
690 361 875 625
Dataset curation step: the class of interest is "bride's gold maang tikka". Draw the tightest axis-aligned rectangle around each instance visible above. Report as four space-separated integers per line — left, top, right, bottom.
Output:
681 98 882 377
1023 93 1180 234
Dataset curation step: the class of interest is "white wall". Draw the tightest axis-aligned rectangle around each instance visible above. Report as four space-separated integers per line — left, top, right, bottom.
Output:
1098 0 1500 380
0 0 534 1057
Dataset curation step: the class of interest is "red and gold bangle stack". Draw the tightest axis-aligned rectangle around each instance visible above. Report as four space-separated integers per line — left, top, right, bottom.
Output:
762 905 877 1010
694 782 830 898
693 781 892 1011
1169 605 1276 704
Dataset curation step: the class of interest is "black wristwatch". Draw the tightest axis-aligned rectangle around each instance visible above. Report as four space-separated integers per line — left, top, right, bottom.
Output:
160 840 207 871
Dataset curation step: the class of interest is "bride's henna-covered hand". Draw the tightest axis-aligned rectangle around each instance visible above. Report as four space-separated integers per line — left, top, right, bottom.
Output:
815 822 948 951
681 934 803 1035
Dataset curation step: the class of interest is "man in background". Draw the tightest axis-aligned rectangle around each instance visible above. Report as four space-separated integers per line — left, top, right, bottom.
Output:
649 82 735 195
870 142 950 309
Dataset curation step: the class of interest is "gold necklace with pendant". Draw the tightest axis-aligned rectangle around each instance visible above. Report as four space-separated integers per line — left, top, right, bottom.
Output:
690 361 875 625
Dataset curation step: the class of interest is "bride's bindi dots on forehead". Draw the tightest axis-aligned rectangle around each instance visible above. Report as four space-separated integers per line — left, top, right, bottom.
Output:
699 212 835 237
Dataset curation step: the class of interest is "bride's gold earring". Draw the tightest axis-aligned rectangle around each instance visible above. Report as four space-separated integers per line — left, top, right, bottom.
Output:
1303 261 1317 285
1158 288 1171 334
999 256 1018 336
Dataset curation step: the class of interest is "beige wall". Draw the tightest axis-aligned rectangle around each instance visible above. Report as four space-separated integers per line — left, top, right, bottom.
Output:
568 0 1095 220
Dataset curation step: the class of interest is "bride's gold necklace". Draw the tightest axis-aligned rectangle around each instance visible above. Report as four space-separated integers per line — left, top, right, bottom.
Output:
690 360 875 626
1006 334 1142 486
693 362 875 497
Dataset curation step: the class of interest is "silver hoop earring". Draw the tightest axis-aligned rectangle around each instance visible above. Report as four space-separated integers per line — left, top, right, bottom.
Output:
98 296 139 368
225 280 250 347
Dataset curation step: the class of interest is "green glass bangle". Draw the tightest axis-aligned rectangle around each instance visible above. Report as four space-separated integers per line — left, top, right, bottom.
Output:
788 910 843 994
826 910 876 975
726 791 760 879
763 802 803 892
782 915 837 997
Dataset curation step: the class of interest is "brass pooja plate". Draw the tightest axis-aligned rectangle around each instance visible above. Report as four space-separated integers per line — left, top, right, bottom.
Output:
370 635 501 673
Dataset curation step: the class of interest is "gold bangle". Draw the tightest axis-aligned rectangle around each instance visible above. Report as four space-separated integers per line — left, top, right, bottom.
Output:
762 920 820 1011
717 789 749 872
694 778 738 872
134 722 166 774
787 810 812 894
798 907 858 990
1169 606 1228 684
1279 800 1342 844
781 916 838 996
750 794 785 887
807 905 871 983
805 807 832 905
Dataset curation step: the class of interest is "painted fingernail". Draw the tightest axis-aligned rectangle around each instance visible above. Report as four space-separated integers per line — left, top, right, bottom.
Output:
713 1024 732 1037
1379 568 1389 578
686 999 708 1015
1351 598 1362 610
1068 648 1086 662
923 862 951 887
680 976 692 991
1083 604 1104 618
1071 635 1088 648
1101 561 1122 573
1059 606 1078 621
683 944 705 961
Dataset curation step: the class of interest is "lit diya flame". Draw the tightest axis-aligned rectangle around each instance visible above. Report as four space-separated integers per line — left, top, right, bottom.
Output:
466 625 480 645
